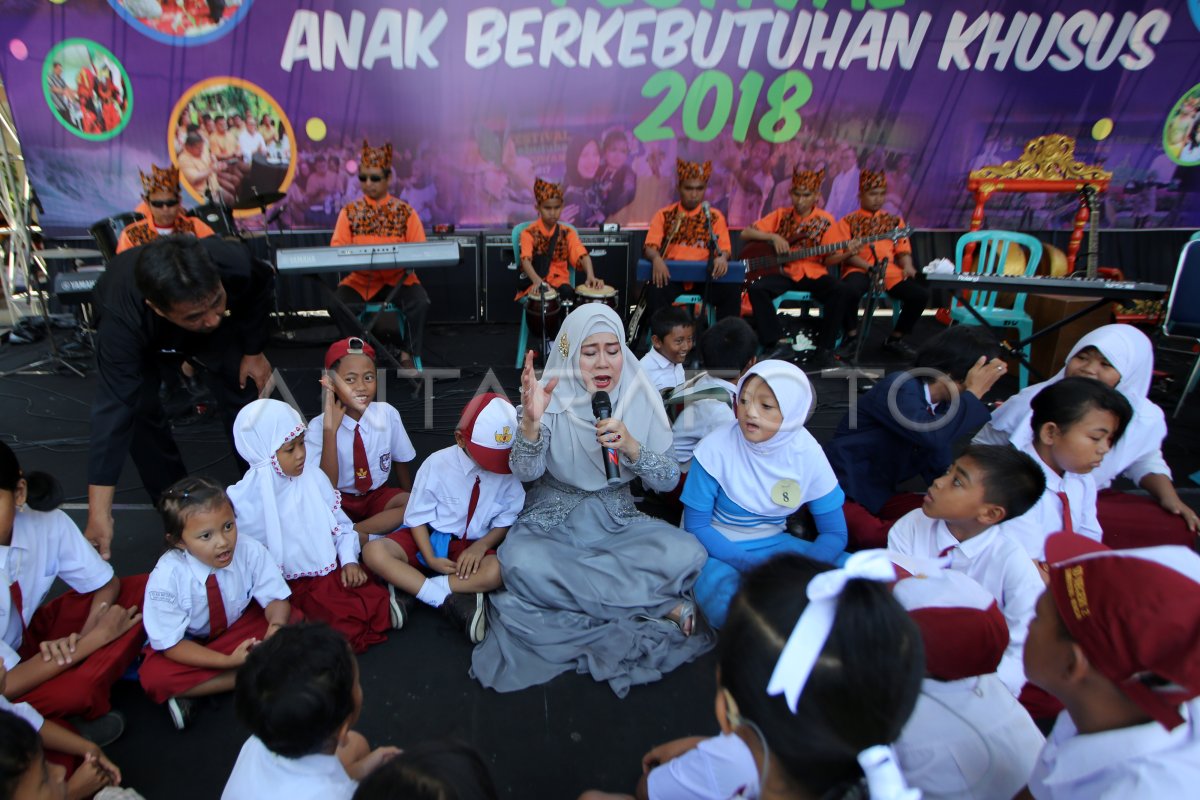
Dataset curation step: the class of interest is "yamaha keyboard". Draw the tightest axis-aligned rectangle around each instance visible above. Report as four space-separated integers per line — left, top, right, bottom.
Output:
635 258 746 284
53 268 105 305
925 272 1167 300
276 241 461 274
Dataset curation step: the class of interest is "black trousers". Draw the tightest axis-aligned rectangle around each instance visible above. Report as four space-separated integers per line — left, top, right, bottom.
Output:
644 281 742 323
132 334 258 501
331 283 430 358
841 272 929 337
747 273 851 350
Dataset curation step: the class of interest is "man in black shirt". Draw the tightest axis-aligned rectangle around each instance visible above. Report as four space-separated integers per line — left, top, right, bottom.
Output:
85 236 274 559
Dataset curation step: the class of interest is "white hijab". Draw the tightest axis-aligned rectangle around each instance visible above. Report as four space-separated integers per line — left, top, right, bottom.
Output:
692 360 837 516
987 324 1165 485
227 399 345 579
538 304 673 492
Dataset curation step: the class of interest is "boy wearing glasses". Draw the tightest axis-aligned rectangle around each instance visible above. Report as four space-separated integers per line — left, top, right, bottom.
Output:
330 140 430 372
116 163 215 253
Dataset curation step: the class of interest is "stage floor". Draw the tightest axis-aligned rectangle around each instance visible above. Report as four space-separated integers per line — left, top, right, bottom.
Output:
1 316 1198 799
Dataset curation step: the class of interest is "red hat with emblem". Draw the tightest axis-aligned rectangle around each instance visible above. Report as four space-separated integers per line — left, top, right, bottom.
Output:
457 393 519 474
324 337 377 370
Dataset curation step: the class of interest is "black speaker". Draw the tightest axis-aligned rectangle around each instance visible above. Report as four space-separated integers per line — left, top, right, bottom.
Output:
422 231 483 323
483 230 633 323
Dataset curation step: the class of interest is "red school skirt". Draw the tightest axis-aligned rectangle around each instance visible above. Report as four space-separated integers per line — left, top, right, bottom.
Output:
843 494 926 551
138 602 304 704
1097 489 1197 550
16 573 149 720
340 487 405 522
287 571 390 653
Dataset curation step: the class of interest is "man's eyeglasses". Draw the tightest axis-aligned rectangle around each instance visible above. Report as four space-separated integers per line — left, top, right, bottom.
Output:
148 198 180 209
358 173 389 183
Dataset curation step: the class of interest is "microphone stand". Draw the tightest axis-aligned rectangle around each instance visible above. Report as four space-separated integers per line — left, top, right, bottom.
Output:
537 282 549 364
849 243 888 367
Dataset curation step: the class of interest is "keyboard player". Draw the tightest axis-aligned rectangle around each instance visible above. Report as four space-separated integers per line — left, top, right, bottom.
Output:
642 158 740 322
330 139 429 370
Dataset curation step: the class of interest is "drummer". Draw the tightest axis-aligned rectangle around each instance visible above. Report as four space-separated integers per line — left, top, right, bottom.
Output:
116 163 215 254
516 177 603 307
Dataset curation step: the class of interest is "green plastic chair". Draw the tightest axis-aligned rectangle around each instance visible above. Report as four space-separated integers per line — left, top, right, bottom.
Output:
951 231 1044 388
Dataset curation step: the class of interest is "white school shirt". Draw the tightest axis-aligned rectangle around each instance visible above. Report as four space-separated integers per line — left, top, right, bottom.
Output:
1003 442 1102 560
671 374 737 467
647 732 760 800
0 509 114 650
1028 699 1200 799
0 694 44 732
639 349 685 393
402 446 525 540
143 538 290 652
895 675 1044 800
222 735 357 800
305 403 416 495
888 510 1043 695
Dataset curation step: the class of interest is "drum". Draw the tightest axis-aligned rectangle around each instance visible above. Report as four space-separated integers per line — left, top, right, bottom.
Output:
88 212 143 262
525 287 564 340
575 283 619 313
190 203 238 238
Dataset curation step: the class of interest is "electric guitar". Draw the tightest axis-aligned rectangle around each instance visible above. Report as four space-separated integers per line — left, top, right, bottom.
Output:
739 225 913 283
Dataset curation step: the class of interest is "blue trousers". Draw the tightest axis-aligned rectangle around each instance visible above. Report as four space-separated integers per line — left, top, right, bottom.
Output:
695 534 848 628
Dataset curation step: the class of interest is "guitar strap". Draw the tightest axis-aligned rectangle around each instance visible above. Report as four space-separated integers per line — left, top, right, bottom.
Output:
531 224 561 282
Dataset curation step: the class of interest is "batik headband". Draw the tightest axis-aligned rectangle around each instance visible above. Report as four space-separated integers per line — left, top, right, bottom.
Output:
676 157 712 183
140 164 179 196
791 168 824 194
360 139 393 171
860 169 887 192
534 177 563 204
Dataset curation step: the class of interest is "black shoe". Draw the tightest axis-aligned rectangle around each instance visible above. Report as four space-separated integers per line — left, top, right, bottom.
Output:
387 584 414 630
800 347 839 370
166 697 195 732
68 711 125 747
442 592 487 644
880 336 917 359
835 334 860 356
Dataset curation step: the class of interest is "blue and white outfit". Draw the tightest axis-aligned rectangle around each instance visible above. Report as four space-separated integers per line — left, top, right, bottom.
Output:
681 361 847 628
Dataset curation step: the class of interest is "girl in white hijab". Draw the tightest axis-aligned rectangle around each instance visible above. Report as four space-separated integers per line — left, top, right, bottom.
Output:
681 360 848 628
227 399 391 652
471 304 713 697
975 324 1197 545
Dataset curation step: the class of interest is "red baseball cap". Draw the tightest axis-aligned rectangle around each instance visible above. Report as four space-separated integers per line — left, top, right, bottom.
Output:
324 336 376 370
457 393 518 475
893 569 1009 681
1045 531 1200 730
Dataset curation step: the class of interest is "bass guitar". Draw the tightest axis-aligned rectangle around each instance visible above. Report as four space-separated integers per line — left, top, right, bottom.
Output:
738 225 912 283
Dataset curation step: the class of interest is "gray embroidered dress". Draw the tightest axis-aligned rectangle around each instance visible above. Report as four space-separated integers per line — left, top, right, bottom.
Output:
470 419 713 697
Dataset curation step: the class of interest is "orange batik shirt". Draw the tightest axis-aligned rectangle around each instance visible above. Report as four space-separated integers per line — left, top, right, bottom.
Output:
116 215 215 253
646 202 732 265
516 220 589 300
331 194 426 300
839 209 912 290
748 207 842 281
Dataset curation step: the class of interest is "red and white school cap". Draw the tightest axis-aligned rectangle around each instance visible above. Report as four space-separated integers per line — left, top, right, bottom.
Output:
893 568 1009 682
1045 531 1200 730
456 393 518 475
324 336 376 369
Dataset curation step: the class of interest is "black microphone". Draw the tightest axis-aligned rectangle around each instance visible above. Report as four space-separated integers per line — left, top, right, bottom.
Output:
591 391 621 485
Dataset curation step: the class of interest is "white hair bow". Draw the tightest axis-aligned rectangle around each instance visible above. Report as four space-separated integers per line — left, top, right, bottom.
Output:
766 550 897 712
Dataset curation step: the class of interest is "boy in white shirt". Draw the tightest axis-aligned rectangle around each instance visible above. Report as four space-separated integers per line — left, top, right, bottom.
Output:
888 444 1047 696
223 623 398 800
307 337 416 543
638 306 694 393
669 317 757 470
892 568 1045 800
1022 532 1200 799
362 393 525 644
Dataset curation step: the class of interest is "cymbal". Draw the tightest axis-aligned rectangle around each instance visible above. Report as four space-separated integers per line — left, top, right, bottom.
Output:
34 248 102 260
232 191 286 211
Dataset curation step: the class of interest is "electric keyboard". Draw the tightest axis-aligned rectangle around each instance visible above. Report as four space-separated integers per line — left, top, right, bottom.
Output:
925 272 1167 301
634 258 746 284
276 241 461 274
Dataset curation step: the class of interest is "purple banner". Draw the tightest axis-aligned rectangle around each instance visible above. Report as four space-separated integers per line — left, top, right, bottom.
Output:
2 0 1199 235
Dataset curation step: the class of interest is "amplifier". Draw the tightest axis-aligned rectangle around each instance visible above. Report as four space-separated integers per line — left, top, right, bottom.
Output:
421 231 483 323
53 267 105 305
482 230 633 323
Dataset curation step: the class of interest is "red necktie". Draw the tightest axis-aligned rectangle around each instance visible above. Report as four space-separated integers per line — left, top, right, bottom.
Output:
8 581 32 647
938 544 956 558
352 424 372 493
205 573 228 639
1056 491 1074 535
462 476 481 539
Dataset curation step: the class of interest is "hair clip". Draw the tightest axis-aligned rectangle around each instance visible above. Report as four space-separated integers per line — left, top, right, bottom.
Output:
766 550 896 712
